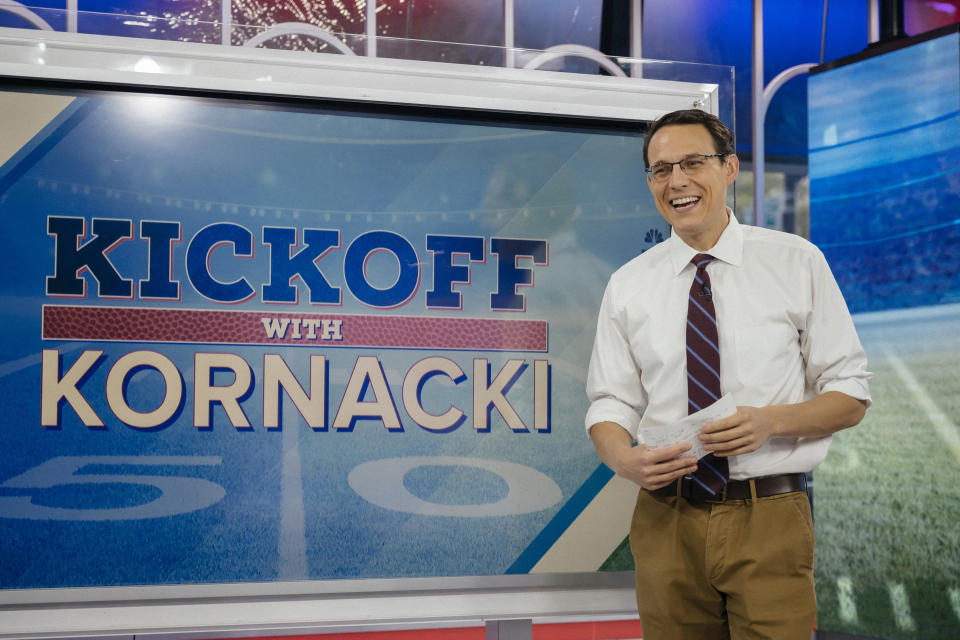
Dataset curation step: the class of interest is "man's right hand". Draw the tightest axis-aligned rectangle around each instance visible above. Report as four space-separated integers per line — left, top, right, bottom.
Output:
589 422 698 490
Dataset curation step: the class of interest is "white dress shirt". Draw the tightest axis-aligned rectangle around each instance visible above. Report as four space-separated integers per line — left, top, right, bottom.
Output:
585 212 872 479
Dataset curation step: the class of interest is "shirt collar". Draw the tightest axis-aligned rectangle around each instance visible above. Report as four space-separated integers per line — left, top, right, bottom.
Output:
668 208 744 275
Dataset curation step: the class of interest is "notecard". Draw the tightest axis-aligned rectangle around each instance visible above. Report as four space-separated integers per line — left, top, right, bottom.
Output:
642 394 738 460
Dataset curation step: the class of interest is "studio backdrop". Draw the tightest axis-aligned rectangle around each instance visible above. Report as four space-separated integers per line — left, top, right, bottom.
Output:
0 39 727 591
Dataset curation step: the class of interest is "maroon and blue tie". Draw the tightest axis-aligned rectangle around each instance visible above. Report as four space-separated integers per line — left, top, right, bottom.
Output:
685 253 729 495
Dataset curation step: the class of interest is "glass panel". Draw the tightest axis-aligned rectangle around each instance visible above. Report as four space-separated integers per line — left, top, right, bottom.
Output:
0 10 732 615
376 0 505 48
514 0 603 52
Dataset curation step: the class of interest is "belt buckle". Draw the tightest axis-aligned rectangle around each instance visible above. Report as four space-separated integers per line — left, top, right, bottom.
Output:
681 476 713 504
719 482 728 502
700 482 725 504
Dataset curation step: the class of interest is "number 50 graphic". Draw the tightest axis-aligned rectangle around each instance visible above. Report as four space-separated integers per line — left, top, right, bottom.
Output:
0 456 225 520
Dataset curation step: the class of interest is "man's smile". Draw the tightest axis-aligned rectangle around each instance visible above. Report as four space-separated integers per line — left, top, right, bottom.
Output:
670 195 702 211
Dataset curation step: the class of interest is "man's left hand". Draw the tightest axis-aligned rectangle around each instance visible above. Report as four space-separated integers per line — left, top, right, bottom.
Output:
699 406 780 457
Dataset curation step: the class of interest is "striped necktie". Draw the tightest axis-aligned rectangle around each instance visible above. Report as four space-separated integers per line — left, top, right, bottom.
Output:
686 253 729 495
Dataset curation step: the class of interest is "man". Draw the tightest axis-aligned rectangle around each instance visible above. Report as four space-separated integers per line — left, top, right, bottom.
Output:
584 109 871 640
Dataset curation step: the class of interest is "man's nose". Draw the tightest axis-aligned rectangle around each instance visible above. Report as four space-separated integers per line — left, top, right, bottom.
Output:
667 163 688 186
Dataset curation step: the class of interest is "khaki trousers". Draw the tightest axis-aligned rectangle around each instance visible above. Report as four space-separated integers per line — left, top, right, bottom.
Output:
629 487 816 640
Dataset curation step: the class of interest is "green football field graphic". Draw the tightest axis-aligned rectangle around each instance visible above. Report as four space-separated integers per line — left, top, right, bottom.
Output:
814 307 960 639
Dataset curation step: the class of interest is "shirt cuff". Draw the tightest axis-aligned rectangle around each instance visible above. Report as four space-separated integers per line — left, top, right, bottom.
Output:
818 378 873 408
584 397 642 439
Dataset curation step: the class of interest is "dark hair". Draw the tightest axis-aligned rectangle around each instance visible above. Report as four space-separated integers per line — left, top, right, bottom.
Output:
642 109 735 167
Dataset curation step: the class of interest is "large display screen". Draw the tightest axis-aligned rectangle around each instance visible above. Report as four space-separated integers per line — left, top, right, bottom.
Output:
809 28 960 640
0 81 668 589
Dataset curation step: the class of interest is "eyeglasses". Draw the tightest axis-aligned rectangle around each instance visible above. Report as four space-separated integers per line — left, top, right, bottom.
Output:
645 153 727 182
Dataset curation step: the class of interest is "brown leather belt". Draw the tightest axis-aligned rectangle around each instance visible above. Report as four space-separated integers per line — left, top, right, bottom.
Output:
651 473 808 503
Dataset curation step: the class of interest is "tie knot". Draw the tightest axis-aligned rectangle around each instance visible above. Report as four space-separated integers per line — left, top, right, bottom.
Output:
692 253 714 269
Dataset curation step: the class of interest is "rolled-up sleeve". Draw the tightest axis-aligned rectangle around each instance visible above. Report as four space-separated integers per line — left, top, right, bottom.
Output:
584 280 646 439
801 250 872 406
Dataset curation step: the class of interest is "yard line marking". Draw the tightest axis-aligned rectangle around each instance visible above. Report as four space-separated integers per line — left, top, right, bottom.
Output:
837 576 859 624
841 448 860 470
888 582 916 631
823 447 860 472
949 587 960 622
278 415 308 580
882 346 960 464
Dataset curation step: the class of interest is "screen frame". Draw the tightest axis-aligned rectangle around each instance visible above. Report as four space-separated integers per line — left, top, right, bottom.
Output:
0 26 724 639
0 27 720 123
810 21 960 75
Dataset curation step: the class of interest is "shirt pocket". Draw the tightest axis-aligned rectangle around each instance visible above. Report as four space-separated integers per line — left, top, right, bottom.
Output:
734 324 799 388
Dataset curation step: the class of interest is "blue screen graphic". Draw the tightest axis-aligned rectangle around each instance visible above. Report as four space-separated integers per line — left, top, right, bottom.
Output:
0 84 668 589
809 32 960 313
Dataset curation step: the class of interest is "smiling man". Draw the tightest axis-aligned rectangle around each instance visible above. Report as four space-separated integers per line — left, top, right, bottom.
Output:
584 109 872 640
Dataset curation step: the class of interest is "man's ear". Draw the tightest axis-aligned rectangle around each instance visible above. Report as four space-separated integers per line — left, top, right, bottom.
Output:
724 154 740 185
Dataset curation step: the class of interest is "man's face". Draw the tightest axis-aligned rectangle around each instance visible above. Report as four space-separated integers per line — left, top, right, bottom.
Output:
646 124 739 250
